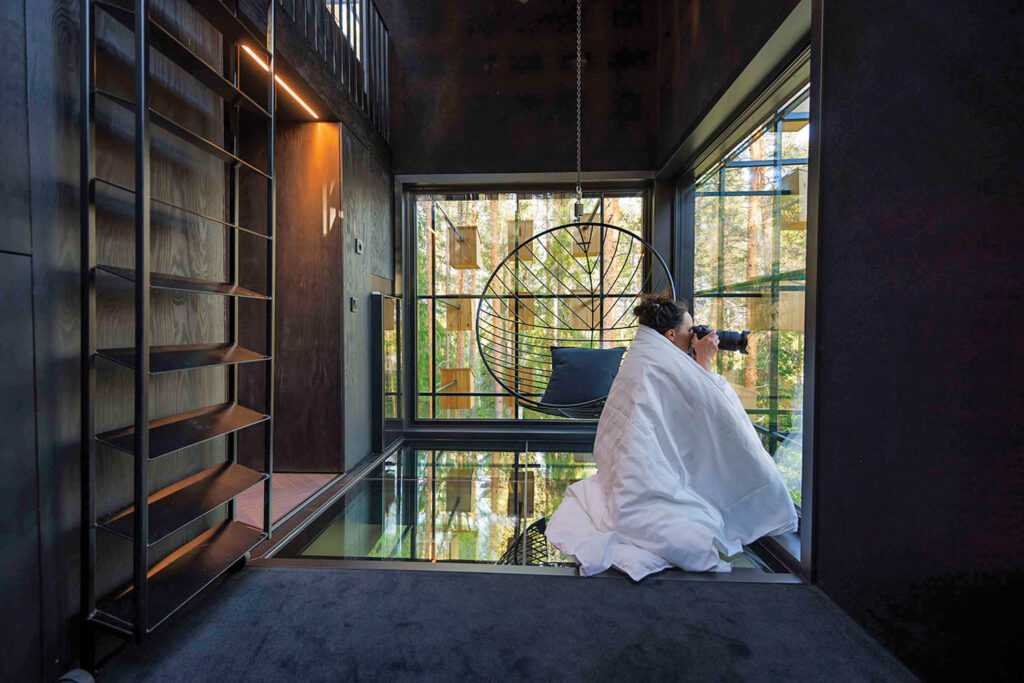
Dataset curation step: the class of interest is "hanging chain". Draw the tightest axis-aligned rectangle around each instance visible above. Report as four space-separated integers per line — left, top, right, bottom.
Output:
575 0 583 218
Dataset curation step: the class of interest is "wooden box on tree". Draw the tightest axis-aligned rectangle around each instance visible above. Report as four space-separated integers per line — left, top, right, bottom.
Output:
443 299 474 331
508 219 535 260
439 367 474 410
448 225 481 269
571 224 603 257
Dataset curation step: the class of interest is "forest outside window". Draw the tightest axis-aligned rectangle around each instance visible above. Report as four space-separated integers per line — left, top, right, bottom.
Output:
414 189 647 420
691 84 810 506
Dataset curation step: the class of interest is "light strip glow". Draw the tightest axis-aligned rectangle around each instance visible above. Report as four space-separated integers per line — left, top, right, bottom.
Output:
242 45 319 120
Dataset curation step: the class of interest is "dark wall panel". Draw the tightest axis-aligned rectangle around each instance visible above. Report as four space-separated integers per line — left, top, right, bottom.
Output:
655 0 800 166
272 122 344 472
342 125 393 469
377 0 657 175
813 1 1024 680
0 253 41 682
0 0 30 254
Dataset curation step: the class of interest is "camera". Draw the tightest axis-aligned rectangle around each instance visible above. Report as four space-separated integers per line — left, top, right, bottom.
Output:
691 325 750 354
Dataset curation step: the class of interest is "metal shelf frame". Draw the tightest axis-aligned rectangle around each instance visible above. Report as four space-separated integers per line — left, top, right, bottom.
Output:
80 0 276 654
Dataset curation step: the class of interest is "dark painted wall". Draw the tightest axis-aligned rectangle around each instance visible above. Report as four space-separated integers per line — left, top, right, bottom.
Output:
0 254 41 682
655 0 800 166
342 125 394 469
811 1 1023 680
0 10 38 679
377 0 657 175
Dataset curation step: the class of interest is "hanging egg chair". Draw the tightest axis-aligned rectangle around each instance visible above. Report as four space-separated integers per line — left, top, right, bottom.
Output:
475 221 675 419
475 0 674 419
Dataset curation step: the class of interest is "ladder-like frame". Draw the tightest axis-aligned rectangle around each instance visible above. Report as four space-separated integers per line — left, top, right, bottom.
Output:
80 0 276 654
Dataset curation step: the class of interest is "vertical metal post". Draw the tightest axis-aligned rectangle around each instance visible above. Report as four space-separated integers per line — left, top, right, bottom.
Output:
226 44 240 522
429 204 437 418
769 119 783 455
364 0 372 109
79 0 97 665
132 0 152 639
263 0 276 536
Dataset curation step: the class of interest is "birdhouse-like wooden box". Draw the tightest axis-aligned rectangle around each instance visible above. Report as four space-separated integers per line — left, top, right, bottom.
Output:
750 289 804 331
439 367 474 410
781 169 807 231
508 219 535 260
781 117 809 132
513 299 536 327
571 224 602 257
567 289 599 330
383 297 397 331
507 470 536 516
445 468 474 513
448 225 480 269
443 299 474 332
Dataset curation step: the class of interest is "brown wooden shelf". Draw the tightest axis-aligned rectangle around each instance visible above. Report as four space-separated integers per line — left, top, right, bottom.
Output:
94 88 271 179
94 0 270 118
96 402 269 459
92 178 271 240
96 264 269 299
96 343 269 374
95 520 265 632
98 462 267 545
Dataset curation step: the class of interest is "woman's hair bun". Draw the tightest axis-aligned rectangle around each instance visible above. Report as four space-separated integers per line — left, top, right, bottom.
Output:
634 294 688 335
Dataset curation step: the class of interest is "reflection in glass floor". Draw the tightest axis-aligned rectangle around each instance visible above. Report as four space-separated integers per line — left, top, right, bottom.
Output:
277 448 769 572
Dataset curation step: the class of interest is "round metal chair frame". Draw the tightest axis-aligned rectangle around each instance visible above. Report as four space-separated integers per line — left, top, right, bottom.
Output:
475 221 676 418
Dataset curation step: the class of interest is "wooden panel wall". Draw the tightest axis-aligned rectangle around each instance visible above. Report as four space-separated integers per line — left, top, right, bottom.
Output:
342 125 393 470
375 0 657 175
655 0 801 166
21 0 242 676
270 122 344 472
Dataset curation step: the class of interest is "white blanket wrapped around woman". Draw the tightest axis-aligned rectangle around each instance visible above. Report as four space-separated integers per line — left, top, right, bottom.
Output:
546 324 798 579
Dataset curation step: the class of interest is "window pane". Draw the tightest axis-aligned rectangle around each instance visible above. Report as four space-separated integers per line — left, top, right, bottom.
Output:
415 189 647 420
692 84 810 505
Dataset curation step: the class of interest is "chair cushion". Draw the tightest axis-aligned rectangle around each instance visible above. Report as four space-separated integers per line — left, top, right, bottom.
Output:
540 346 626 407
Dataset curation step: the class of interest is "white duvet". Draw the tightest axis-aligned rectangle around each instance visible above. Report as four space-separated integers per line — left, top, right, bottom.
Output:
546 324 798 579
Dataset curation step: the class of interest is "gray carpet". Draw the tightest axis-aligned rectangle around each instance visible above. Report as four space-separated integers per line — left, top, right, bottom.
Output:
99 567 916 682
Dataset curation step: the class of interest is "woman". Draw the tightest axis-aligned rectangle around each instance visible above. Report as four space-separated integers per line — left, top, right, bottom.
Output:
546 294 798 579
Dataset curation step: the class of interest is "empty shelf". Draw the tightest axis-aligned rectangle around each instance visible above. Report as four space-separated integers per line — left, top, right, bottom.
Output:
94 89 271 179
96 342 269 373
95 520 265 632
94 0 270 118
96 265 269 299
98 462 267 545
96 402 269 458
91 178 271 240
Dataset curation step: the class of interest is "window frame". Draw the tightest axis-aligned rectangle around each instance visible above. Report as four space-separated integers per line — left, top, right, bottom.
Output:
671 47 817 579
397 176 655 433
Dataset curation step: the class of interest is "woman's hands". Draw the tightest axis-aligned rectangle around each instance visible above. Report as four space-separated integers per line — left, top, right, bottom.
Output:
691 329 719 371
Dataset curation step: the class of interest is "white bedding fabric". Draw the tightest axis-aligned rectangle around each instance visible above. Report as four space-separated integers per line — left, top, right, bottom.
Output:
545 325 798 579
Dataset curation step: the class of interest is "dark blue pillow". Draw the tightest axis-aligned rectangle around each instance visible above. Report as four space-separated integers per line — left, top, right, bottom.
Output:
540 346 626 407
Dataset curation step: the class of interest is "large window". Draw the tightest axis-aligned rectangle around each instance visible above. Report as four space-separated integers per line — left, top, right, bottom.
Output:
413 189 647 420
692 85 810 505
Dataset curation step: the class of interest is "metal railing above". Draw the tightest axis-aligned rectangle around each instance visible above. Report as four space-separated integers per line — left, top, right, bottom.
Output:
276 0 389 141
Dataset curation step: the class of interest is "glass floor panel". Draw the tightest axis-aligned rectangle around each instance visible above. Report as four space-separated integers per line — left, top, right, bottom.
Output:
276 448 769 572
